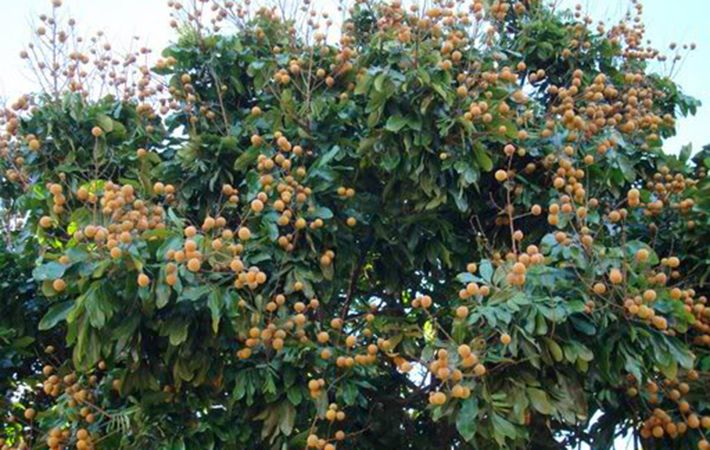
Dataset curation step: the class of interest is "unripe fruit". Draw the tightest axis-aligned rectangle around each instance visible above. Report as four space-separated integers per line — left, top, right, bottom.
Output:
495 169 508 182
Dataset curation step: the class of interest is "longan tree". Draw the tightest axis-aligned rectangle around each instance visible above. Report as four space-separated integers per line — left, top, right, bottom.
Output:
1 0 709 449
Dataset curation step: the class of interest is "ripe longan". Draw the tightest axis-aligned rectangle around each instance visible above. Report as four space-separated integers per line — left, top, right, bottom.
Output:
251 199 264 213
52 278 67 292
238 227 251 241
39 216 53 228
609 268 623 284
23 408 36 420
187 257 201 272
137 273 150 287
500 333 511 345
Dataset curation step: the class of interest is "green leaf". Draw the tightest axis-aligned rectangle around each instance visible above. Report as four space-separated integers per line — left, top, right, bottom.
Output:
208 289 223 333
96 114 114 132
543 337 564 362
479 259 494 282
279 402 296 436
491 413 517 446
181 285 211 302
456 397 479 442
384 115 407 132
286 386 302 406
39 301 74 330
527 388 555 415
473 143 493 172
33 262 66 281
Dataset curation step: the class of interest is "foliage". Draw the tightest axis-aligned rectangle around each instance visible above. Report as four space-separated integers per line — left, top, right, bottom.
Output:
0 0 708 449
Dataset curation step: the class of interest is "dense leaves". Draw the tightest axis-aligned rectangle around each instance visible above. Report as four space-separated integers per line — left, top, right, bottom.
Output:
0 0 708 449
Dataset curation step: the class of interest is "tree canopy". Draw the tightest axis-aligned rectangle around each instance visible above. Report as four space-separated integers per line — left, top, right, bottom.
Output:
1 0 709 449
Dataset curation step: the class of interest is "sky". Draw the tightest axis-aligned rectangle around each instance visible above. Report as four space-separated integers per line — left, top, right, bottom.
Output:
0 0 706 156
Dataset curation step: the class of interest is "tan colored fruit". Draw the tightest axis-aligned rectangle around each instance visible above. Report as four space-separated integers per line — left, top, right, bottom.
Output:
429 391 447 405
251 199 264 213
137 273 150 287
609 268 623 284
456 305 469 319
39 216 53 228
52 279 67 292
593 283 607 295
24 408 36 420
187 258 201 272
636 248 649 262
238 227 251 241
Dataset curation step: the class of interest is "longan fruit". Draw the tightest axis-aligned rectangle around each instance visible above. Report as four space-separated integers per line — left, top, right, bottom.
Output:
593 283 607 295
429 391 447 405
420 295 432 309
39 216 53 228
609 268 623 284
456 305 469 319
137 273 150 287
238 227 251 240
187 258 201 272
500 333 511 345
23 408 36 420
636 248 650 262
52 278 67 292
251 199 264 213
